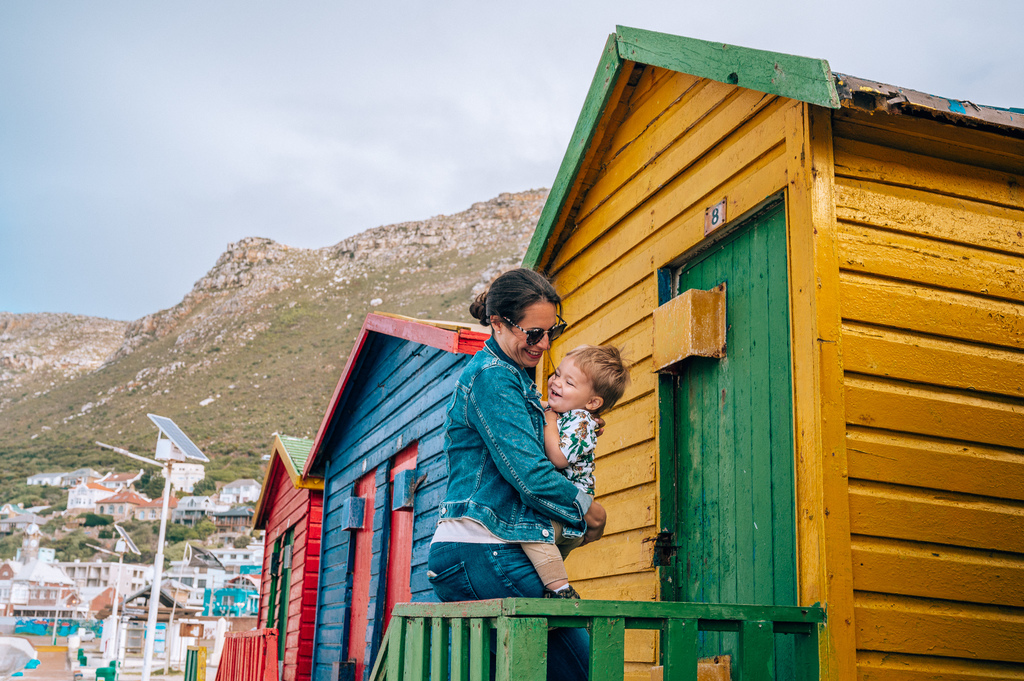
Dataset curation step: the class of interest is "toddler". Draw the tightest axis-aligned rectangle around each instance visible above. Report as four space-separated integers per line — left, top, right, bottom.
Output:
523 344 630 598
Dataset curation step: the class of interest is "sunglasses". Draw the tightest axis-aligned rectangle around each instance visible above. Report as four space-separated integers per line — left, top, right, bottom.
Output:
502 315 568 346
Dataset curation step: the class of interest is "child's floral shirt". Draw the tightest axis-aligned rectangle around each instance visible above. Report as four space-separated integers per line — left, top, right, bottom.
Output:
557 409 598 495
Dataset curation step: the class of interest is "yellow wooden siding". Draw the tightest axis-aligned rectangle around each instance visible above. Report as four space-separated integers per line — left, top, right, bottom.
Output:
833 107 1024 677
542 65 795 671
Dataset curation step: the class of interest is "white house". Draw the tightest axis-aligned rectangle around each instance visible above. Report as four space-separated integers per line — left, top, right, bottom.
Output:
160 462 205 493
61 468 103 487
171 496 224 526
218 479 261 504
96 469 144 491
67 482 115 512
26 472 66 486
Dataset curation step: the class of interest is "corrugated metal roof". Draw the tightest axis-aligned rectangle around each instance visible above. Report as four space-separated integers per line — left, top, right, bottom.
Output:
278 435 314 474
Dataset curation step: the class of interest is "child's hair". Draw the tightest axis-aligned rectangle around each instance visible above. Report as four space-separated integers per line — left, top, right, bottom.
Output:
565 345 631 413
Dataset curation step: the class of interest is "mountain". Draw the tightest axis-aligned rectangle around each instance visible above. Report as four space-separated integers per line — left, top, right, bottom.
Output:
0 189 546 502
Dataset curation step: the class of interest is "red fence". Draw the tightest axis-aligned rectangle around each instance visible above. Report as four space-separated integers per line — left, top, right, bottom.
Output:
215 629 279 681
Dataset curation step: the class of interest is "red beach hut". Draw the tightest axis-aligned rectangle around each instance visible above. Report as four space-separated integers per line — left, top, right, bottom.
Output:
253 434 324 681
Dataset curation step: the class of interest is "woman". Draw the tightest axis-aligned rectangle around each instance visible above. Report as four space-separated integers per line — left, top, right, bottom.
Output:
428 268 606 681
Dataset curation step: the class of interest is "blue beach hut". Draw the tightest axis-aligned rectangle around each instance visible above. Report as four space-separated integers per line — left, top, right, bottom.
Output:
302 313 488 681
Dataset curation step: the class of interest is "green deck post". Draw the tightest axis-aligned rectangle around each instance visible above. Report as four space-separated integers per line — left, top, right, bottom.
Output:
450 619 469 681
496 617 547 681
738 621 775 680
430 618 449 681
589 617 625 681
663 619 698 681
468 618 491 681
388 618 407 681
405 617 429 680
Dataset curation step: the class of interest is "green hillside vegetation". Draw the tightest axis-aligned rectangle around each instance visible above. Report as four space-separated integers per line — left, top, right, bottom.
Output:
0 190 543 503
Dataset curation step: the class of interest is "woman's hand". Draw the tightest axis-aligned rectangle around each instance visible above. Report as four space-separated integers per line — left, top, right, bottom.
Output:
582 500 606 545
593 415 606 438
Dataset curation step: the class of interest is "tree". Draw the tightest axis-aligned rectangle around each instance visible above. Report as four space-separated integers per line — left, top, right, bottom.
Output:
232 533 251 549
82 513 114 527
192 478 217 496
42 531 96 561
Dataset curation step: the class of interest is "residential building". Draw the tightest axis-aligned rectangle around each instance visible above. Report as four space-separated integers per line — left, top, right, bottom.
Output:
210 507 254 534
0 503 26 518
218 479 261 504
61 468 103 487
209 543 264 575
165 545 228 609
172 496 221 526
0 514 49 536
94 489 149 522
7 559 80 618
96 469 144 491
59 558 151 595
134 496 179 521
26 472 66 486
67 482 115 512
160 462 205 493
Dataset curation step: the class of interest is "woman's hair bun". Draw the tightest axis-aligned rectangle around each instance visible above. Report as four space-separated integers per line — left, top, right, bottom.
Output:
470 291 490 326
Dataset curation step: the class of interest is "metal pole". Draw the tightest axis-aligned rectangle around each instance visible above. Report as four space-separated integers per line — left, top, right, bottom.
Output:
108 553 123 661
141 463 173 681
164 592 178 674
52 600 60 646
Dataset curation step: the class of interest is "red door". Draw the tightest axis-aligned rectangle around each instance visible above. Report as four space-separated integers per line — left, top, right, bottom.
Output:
347 468 376 681
383 443 418 631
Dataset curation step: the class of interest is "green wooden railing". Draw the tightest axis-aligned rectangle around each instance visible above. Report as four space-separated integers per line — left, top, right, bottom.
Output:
369 599 824 681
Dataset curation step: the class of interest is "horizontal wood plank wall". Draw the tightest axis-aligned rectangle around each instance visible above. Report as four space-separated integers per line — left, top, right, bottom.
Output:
832 107 1024 679
311 336 470 681
258 463 322 681
545 66 793 679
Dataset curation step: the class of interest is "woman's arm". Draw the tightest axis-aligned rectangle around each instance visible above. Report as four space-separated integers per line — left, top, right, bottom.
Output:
544 409 570 469
467 365 590 526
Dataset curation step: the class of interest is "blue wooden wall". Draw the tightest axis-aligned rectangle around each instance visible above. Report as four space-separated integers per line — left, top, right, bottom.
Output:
311 333 471 681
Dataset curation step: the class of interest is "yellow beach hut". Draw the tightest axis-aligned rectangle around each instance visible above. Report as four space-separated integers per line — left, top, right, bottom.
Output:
524 26 1024 681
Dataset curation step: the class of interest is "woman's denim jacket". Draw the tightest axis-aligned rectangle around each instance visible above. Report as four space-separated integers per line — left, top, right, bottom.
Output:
438 337 591 543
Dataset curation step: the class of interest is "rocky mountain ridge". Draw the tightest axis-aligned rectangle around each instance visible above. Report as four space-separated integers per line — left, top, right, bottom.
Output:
0 189 546 501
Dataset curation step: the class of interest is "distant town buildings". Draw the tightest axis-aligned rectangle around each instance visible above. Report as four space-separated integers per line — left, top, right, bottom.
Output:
94 489 150 522
26 472 65 486
160 462 205 493
134 496 178 521
67 481 116 512
218 479 261 504
96 469 144 491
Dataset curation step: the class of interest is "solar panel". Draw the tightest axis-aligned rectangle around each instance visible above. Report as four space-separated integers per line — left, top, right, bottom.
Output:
114 524 142 555
147 414 210 462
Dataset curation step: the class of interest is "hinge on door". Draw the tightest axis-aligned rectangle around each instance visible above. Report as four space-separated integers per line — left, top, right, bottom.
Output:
653 531 678 566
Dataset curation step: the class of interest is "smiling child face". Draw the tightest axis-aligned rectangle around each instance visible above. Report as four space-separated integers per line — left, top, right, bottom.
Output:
547 356 603 414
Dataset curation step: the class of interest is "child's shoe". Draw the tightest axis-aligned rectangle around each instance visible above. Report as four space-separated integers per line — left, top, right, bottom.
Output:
544 584 581 599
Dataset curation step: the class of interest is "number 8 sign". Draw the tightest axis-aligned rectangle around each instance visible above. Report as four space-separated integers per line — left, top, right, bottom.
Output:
704 198 727 236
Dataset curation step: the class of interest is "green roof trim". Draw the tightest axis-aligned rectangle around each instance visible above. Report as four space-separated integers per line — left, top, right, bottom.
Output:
523 33 624 269
524 26 839 271
278 434 314 473
615 26 839 109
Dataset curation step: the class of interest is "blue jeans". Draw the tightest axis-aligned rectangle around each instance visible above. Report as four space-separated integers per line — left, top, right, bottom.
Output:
428 542 590 681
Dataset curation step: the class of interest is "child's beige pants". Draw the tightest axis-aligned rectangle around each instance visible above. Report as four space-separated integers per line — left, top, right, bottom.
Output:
520 520 586 587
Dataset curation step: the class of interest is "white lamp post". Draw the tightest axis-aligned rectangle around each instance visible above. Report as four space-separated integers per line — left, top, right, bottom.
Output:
97 413 208 681
89 524 141 663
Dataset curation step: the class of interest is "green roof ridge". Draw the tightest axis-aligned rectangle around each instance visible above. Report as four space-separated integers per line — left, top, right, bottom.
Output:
278 434 314 470
615 26 839 109
524 26 839 271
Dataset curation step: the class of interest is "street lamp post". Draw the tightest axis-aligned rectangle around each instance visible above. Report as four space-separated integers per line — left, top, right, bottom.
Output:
97 413 209 681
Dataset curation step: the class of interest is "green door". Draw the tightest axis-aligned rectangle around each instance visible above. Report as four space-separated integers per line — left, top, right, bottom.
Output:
663 201 797 667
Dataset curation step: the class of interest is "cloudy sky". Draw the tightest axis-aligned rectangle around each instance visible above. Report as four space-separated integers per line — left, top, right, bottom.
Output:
2 1 1021 321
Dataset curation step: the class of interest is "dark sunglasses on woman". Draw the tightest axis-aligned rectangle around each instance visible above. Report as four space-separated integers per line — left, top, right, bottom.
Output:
502 315 568 346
